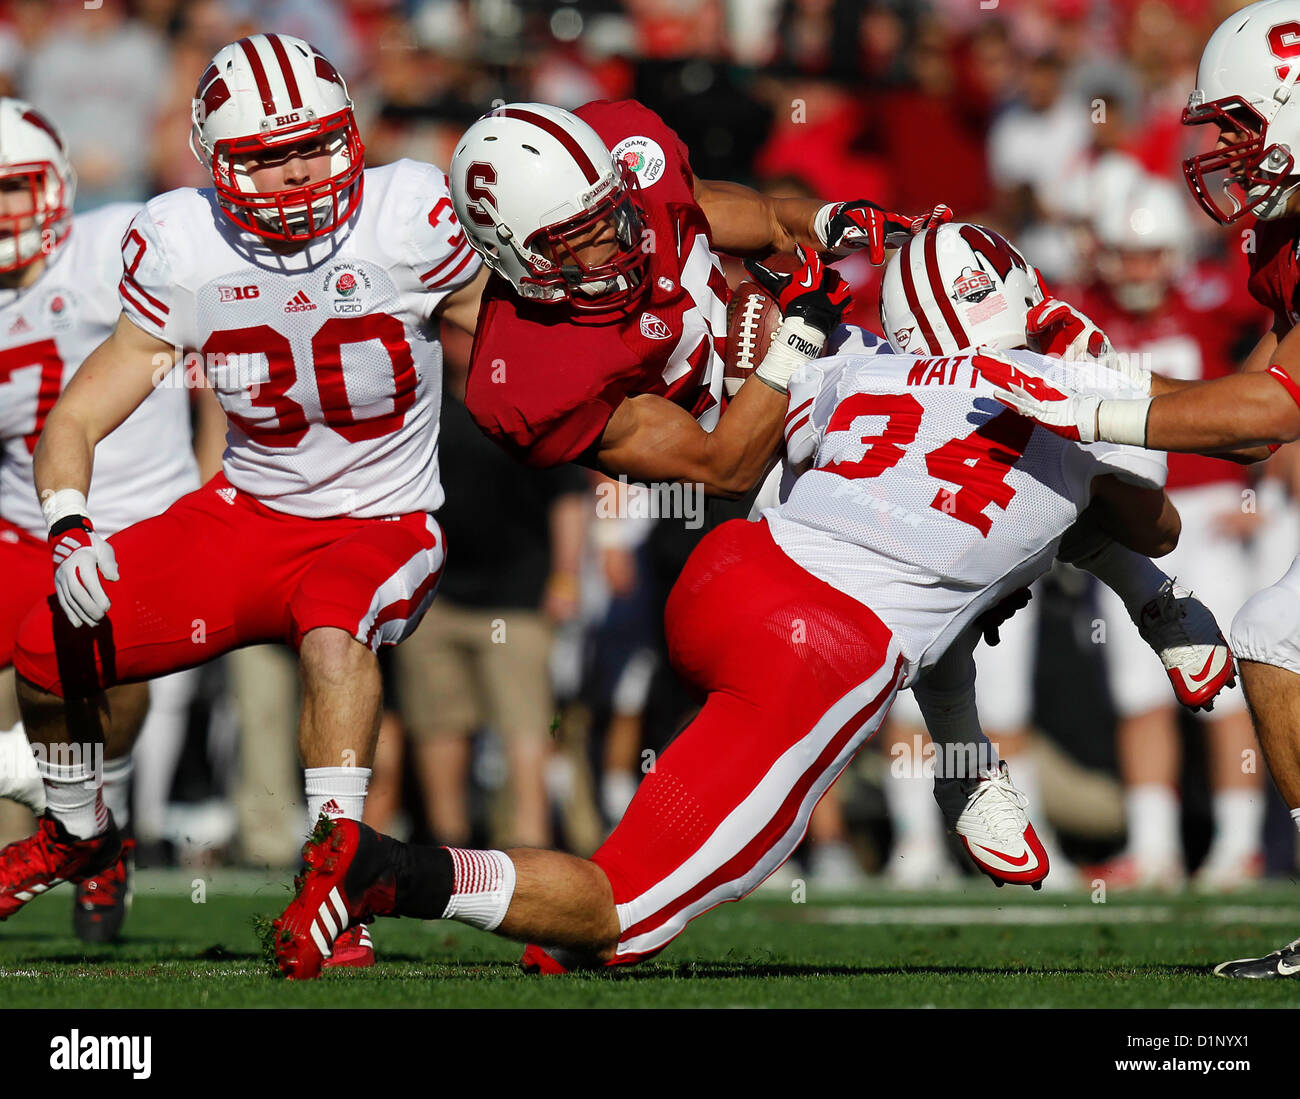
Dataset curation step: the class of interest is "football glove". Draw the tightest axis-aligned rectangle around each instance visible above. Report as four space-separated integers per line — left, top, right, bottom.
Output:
48 514 118 628
815 200 954 264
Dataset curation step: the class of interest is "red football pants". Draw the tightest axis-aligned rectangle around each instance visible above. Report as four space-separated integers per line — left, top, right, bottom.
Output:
0 519 51 668
591 517 902 965
15 474 445 697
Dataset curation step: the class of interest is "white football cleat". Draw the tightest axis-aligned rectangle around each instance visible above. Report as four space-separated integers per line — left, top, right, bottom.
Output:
951 762 1049 888
0 723 45 814
1135 580 1235 712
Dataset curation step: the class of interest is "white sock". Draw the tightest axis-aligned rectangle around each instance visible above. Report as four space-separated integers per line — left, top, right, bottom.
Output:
1209 789 1264 858
38 756 108 840
304 766 371 824
100 755 132 830
1072 539 1168 622
1124 783 1180 861
1291 807 1300 836
883 767 945 846
0 722 44 813
601 770 638 824
441 848 517 931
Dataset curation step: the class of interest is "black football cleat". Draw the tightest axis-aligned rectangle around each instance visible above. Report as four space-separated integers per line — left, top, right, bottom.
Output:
1214 937 1300 979
73 834 134 943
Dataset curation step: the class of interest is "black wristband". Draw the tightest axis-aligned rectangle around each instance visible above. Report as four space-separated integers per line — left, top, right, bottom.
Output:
49 514 91 539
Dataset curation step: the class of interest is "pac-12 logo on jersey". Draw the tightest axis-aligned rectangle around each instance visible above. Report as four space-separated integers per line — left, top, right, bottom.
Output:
640 313 671 340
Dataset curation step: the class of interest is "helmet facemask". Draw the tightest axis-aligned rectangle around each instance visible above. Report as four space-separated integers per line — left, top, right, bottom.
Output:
521 164 650 315
0 161 70 273
197 107 364 243
1183 94 1299 224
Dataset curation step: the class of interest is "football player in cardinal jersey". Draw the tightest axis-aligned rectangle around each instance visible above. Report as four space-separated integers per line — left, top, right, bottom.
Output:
267 292 1188 979
0 35 486 968
450 100 948 494
0 99 214 942
985 0 1300 976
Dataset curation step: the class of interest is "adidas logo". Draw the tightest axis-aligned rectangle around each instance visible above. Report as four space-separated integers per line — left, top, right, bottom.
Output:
8 315 30 335
284 290 317 313
319 798 343 817
216 486 237 505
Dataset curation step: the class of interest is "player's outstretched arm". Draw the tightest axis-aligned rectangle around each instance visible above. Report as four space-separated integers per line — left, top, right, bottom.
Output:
694 177 951 263
34 313 179 627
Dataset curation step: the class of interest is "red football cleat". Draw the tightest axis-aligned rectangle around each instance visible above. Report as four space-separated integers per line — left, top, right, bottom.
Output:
0 813 122 920
268 816 396 980
322 923 374 968
520 943 571 974
73 835 135 942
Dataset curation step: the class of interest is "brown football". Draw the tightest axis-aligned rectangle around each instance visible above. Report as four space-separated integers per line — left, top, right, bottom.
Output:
724 252 800 397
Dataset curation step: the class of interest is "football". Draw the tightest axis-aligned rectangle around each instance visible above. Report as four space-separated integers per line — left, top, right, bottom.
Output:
723 252 799 397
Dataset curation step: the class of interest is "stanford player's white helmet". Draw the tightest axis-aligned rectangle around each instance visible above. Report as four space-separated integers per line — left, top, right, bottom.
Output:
1183 0 1300 223
880 222 1046 355
1093 176 1193 312
450 103 648 313
0 99 74 273
190 33 364 243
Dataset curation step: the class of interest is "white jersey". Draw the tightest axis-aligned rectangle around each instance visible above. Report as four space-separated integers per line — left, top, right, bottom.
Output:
0 204 197 537
118 159 481 519
764 349 1167 684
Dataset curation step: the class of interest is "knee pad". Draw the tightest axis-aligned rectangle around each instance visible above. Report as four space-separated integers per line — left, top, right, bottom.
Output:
1230 559 1300 676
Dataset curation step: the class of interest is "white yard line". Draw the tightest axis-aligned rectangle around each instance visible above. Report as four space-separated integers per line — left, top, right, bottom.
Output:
807 905 1300 926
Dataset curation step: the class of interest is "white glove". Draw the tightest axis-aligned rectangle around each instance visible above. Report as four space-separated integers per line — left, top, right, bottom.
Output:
47 524 117 634
994 379 1101 443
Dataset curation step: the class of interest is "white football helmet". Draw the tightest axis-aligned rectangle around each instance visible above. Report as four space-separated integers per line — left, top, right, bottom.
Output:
1183 0 1300 223
1093 176 1193 312
879 222 1045 355
449 102 648 313
190 33 363 243
0 98 74 273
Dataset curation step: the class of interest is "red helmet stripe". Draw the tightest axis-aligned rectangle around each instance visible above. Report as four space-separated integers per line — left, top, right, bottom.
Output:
924 229 969 350
266 33 303 110
497 107 599 185
237 37 276 116
898 236 942 355
19 108 63 152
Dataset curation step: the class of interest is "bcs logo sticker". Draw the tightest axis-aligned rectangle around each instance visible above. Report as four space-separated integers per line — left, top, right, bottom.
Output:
950 266 994 303
612 136 666 186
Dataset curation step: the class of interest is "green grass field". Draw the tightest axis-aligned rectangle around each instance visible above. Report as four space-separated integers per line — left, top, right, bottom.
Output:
2 869 1300 1008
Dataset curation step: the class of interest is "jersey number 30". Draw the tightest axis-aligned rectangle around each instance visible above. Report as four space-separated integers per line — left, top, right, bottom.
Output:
824 392 1034 537
203 316 416 446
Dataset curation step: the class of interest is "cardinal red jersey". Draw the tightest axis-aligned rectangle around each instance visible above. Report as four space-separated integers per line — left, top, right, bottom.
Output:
1246 215 1300 333
465 99 731 469
1079 279 1262 490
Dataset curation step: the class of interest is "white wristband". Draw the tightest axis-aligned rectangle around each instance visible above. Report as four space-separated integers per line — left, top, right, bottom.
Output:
1095 398 1151 447
40 488 89 533
756 317 826 393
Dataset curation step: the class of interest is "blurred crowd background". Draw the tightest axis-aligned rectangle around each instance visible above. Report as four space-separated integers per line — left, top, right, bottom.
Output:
0 0 1295 895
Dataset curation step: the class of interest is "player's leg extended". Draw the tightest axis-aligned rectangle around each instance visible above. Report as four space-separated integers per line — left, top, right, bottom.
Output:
266 518 901 978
